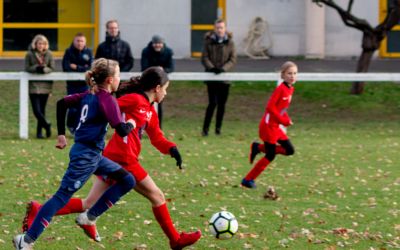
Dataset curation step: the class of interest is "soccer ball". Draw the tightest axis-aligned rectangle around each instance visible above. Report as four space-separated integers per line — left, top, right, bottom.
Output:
209 211 238 239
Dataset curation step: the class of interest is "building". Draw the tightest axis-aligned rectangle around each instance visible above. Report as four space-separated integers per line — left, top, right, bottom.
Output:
0 0 398 61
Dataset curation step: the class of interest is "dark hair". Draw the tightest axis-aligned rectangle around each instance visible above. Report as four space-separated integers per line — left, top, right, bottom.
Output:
85 58 119 93
214 19 225 25
106 19 119 29
74 32 85 38
117 66 169 97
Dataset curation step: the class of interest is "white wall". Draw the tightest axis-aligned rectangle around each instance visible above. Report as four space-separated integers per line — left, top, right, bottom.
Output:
227 0 305 56
227 0 378 57
99 0 191 62
99 0 379 58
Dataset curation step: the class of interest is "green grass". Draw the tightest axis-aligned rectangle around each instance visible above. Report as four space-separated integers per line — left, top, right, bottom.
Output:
0 80 399 249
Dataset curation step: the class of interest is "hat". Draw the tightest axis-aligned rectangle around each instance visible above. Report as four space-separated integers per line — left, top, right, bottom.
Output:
152 35 164 44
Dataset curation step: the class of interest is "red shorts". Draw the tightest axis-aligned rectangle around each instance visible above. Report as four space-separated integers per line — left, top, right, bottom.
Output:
259 125 288 144
98 161 148 185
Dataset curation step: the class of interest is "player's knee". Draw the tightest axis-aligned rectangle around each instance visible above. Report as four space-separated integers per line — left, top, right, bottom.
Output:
286 146 295 156
109 169 136 190
122 174 136 191
265 151 276 161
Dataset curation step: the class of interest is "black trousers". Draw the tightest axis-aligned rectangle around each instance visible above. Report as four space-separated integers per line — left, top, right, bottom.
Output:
203 82 230 132
29 93 50 136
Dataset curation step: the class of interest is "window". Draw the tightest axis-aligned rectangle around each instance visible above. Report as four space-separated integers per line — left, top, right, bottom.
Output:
191 0 225 57
0 0 98 57
379 0 400 57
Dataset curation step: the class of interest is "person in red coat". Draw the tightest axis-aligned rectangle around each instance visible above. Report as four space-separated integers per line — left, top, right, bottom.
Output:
22 67 201 249
241 61 297 189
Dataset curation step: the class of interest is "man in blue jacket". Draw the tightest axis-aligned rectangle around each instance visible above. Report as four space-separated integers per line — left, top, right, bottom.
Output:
141 35 174 128
62 33 93 134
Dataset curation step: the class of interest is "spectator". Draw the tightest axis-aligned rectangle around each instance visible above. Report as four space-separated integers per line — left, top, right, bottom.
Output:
141 35 174 128
201 19 237 136
95 19 134 72
25 34 55 139
62 33 93 134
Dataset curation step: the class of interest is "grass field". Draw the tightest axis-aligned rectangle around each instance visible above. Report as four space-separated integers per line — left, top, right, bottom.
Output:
0 80 399 249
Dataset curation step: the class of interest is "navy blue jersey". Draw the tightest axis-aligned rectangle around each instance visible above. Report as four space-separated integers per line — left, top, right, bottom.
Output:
63 89 123 150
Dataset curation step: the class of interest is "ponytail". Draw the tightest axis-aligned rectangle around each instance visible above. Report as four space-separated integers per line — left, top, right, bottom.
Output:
116 66 169 97
85 70 98 93
85 58 119 93
116 76 142 97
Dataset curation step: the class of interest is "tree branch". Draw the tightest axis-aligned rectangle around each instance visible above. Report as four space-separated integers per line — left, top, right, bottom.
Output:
314 0 373 32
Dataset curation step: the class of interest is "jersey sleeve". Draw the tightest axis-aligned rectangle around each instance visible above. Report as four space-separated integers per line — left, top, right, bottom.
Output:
99 93 124 128
63 92 87 107
266 86 290 126
146 106 176 154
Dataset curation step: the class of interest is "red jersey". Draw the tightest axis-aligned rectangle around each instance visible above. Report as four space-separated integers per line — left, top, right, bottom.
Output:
103 93 175 166
260 82 294 128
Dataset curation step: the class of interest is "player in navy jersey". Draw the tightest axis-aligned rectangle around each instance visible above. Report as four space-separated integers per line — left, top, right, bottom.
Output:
21 67 201 250
241 61 297 189
13 58 136 249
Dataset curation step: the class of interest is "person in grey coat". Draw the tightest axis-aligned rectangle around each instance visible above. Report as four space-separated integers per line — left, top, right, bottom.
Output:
25 34 55 138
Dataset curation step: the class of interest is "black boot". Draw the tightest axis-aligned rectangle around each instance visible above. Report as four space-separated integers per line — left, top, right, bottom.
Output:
36 124 44 139
45 123 51 138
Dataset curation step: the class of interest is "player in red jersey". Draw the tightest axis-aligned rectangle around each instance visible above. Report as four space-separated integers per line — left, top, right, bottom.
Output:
241 61 297 188
23 67 201 249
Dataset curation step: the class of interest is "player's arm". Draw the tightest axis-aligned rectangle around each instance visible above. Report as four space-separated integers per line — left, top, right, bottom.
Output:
55 93 85 149
145 106 182 168
266 87 291 126
100 95 135 137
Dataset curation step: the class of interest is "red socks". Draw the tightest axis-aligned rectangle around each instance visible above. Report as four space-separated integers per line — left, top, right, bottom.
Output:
258 144 265 153
245 157 270 181
276 146 286 155
152 203 180 243
56 198 84 215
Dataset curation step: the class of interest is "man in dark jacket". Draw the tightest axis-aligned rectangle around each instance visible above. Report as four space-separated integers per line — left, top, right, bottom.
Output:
141 35 174 128
62 32 93 134
95 19 134 72
201 19 237 136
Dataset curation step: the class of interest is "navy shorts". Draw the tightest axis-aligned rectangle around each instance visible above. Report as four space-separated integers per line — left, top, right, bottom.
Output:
60 143 122 192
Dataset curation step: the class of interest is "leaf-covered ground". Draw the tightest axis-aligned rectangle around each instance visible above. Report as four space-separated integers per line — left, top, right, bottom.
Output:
0 81 399 249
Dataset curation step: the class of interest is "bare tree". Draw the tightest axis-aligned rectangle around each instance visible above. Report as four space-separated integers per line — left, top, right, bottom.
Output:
313 0 400 94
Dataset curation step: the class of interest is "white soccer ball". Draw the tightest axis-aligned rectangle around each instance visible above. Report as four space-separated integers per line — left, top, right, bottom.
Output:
209 211 239 239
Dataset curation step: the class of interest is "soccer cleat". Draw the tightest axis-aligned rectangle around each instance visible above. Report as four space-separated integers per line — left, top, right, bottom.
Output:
249 142 260 164
170 230 202 250
241 178 257 189
22 201 41 232
13 234 33 250
75 211 101 242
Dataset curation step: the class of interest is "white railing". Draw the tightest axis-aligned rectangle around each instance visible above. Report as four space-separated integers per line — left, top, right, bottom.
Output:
1 71 400 139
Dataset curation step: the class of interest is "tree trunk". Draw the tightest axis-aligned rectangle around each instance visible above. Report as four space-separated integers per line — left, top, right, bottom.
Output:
350 31 379 95
350 50 374 94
